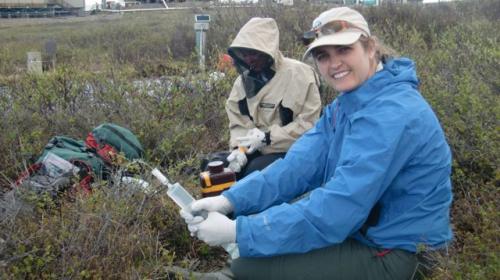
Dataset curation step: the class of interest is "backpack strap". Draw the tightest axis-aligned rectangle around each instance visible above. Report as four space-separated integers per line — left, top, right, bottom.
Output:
69 159 95 194
15 162 42 186
85 133 117 165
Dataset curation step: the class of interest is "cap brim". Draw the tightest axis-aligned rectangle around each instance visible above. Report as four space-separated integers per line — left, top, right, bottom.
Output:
303 30 363 60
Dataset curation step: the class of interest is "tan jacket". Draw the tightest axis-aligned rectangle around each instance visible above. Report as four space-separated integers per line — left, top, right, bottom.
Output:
226 18 322 154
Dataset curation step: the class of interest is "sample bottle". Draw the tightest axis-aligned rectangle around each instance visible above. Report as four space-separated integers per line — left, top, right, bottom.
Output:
200 161 236 197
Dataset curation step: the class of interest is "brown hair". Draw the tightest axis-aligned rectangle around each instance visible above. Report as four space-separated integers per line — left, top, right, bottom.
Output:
359 35 398 64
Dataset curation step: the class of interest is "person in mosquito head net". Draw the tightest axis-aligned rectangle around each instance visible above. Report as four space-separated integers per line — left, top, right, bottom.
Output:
184 7 453 279
202 17 322 181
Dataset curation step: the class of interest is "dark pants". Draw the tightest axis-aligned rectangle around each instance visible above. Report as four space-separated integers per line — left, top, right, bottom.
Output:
237 152 285 180
201 151 285 180
230 239 420 280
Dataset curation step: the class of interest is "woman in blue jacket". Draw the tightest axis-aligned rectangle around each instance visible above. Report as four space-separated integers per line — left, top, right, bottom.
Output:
182 7 452 279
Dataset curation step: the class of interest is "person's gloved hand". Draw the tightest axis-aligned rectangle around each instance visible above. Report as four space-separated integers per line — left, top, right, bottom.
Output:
190 195 234 215
179 209 205 236
188 211 236 246
227 148 247 173
237 128 267 154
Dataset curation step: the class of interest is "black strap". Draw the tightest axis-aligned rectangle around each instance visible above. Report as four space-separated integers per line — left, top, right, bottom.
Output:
238 98 253 121
238 99 295 127
278 102 294 126
264 131 271 145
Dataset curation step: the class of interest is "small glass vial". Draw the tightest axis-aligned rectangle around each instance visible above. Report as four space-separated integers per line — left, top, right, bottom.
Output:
200 161 236 197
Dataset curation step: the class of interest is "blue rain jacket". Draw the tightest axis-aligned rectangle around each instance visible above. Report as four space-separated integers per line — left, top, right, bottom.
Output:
223 58 453 257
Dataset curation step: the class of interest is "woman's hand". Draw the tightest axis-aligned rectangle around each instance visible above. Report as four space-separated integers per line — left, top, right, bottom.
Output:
187 211 236 246
190 195 234 215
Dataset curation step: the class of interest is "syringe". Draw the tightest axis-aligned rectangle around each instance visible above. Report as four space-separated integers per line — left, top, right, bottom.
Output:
151 168 239 259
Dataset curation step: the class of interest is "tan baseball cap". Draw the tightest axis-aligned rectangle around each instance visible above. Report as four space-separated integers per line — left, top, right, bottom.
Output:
303 7 370 59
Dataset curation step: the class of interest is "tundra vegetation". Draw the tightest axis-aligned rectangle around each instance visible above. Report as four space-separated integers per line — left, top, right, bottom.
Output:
0 0 498 278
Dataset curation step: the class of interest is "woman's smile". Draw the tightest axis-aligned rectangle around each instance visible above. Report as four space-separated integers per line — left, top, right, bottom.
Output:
331 70 350 79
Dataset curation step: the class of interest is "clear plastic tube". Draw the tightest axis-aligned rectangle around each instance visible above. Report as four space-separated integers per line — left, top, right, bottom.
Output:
167 183 197 211
152 168 240 259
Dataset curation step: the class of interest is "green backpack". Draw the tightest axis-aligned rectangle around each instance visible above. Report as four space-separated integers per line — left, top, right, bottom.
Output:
16 136 107 194
16 123 144 196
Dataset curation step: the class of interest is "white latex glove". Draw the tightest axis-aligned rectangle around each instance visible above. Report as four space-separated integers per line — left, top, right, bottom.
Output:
237 128 267 154
179 209 205 236
190 195 234 215
227 148 247 173
189 211 236 246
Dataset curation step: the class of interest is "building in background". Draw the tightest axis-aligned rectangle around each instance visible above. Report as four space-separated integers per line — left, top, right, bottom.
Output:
343 0 431 5
0 0 101 16
343 0 378 5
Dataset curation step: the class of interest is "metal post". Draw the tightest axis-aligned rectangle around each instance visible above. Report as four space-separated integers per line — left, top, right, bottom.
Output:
199 30 206 71
194 14 210 72
44 39 57 71
27 52 43 74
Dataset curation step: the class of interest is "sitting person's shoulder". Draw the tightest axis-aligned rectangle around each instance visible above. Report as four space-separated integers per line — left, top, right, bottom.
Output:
280 57 316 78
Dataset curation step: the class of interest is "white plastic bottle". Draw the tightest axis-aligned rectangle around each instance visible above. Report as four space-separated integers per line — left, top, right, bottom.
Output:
151 168 240 259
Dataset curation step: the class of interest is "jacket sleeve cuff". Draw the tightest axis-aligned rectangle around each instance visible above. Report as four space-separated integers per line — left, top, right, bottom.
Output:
222 192 241 215
235 216 251 257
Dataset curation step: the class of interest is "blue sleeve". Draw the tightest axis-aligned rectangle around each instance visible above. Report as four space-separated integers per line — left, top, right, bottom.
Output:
234 108 418 257
223 105 334 216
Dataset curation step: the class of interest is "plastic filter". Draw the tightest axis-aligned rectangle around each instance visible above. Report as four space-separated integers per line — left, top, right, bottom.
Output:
152 168 195 210
167 183 197 211
151 168 239 259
